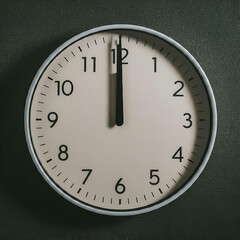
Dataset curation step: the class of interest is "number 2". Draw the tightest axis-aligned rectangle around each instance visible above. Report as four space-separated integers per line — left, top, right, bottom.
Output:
173 81 184 97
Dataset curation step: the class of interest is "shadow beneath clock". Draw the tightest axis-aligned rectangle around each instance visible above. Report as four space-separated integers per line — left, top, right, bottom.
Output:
0 38 127 229
108 73 117 128
108 39 117 128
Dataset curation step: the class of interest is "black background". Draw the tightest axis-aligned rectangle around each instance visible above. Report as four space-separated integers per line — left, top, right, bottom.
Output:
0 1 239 239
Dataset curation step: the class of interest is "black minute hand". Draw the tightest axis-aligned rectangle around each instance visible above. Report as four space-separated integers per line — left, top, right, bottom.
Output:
116 35 124 126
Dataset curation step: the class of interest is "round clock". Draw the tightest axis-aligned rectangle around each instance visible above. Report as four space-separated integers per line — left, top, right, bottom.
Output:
25 24 217 216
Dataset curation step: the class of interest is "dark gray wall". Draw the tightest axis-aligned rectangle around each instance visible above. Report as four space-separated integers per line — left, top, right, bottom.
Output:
0 1 239 239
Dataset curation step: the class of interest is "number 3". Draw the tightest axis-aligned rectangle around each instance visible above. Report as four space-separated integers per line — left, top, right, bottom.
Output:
183 113 192 128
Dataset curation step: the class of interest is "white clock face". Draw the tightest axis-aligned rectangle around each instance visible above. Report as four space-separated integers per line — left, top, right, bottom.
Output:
25 25 217 215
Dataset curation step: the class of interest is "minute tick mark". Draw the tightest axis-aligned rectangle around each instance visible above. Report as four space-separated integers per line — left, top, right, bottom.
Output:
183 166 190 171
178 172 183 177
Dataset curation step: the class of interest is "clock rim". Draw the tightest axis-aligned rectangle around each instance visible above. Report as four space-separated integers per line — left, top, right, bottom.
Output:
24 24 217 216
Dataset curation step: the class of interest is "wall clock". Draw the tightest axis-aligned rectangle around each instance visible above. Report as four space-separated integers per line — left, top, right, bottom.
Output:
25 24 217 216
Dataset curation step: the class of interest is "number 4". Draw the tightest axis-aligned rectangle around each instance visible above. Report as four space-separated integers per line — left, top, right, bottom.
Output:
172 147 184 162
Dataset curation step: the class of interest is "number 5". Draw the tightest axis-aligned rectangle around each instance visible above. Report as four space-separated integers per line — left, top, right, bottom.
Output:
149 169 160 185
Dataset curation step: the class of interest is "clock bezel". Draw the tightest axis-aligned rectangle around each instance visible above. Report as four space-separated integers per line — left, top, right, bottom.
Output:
24 24 217 216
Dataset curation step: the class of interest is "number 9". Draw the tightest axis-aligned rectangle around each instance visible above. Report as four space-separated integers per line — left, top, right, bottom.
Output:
47 112 58 128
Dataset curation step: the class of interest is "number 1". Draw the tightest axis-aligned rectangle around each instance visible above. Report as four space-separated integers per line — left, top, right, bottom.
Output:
152 57 157 72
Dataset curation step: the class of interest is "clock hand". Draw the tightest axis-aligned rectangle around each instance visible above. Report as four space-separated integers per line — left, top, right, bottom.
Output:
116 35 124 126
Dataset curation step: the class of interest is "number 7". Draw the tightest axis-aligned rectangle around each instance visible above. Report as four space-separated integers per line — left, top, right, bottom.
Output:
82 169 92 185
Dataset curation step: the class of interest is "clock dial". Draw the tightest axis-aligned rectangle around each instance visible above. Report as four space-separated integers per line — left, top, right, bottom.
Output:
25 25 217 215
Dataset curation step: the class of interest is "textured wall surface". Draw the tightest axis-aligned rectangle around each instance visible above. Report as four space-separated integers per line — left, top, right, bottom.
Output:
0 1 239 239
